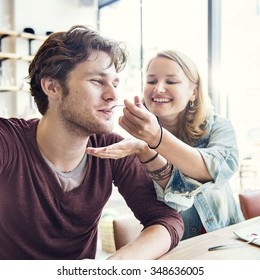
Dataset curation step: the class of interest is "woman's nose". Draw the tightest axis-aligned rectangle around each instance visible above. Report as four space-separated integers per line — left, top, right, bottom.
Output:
153 83 166 93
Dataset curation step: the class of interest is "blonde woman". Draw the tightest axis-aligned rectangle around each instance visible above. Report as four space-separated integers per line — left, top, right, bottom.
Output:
86 50 244 239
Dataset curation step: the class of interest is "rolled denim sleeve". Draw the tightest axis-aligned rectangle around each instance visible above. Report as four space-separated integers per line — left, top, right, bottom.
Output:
153 115 239 212
197 116 239 183
153 171 202 212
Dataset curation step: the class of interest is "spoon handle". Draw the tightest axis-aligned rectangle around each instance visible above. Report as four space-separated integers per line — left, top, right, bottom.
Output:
111 104 124 109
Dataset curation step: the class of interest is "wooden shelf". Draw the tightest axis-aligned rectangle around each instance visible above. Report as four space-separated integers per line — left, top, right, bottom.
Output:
0 30 19 37
0 85 21 92
0 30 47 41
0 53 36 62
20 32 47 41
0 85 30 92
0 29 49 92
0 52 21 60
21 55 34 62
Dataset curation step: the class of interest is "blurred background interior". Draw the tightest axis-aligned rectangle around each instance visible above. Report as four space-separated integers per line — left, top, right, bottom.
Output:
1 0 260 258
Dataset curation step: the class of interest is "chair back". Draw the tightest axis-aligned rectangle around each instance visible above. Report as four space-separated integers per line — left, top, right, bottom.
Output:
113 214 143 250
239 189 260 219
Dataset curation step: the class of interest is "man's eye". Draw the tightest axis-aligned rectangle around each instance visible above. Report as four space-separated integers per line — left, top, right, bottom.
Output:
91 79 103 85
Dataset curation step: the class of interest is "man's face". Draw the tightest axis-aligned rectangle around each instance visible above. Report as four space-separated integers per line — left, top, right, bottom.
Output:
59 50 120 137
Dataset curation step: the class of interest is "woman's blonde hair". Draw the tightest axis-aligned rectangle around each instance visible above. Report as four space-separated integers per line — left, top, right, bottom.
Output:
146 50 213 145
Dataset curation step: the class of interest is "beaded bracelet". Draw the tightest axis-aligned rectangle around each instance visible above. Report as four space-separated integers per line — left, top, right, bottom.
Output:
140 152 159 164
148 122 163 149
146 161 173 181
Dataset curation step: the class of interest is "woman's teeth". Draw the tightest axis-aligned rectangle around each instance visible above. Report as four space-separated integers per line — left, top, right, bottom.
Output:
152 98 171 103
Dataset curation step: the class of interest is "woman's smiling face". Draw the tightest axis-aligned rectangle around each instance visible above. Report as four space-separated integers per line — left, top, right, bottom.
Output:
143 56 197 120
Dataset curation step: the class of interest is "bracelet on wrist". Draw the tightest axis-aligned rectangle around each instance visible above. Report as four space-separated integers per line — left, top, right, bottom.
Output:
148 121 163 150
150 172 172 181
140 152 159 164
146 161 173 181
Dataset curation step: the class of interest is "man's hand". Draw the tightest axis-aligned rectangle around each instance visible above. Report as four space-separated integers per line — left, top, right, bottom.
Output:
86 138 147 159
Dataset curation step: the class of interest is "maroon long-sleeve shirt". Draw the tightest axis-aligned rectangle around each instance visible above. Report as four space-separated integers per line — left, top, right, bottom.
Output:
0 118 183 259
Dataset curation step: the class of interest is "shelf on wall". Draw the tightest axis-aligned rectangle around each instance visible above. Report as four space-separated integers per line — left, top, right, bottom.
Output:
0 85 21 92
0 30 19 38
0 53 36 62
0 52 21 60
21 55 34 62
0 30 47 41
19 32 47 41
0 29 48 94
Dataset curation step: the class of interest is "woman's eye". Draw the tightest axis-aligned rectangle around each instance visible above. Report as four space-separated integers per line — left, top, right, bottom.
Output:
147 80 157 85
167 81 177 85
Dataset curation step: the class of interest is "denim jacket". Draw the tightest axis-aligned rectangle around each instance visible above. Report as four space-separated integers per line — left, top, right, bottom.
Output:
154 114 244 236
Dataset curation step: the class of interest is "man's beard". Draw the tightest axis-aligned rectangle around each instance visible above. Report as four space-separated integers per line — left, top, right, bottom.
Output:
60 109 114 137
59 96 114 137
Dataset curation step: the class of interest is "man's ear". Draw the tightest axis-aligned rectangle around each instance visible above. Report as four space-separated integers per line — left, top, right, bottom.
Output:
40 77 61 100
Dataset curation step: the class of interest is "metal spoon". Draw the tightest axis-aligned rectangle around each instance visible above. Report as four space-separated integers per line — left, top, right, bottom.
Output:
208 233 259 251
110 104 125 110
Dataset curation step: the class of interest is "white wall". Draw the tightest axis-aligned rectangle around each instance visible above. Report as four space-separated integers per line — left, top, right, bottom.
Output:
0 0 98 117
14 0 98 34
